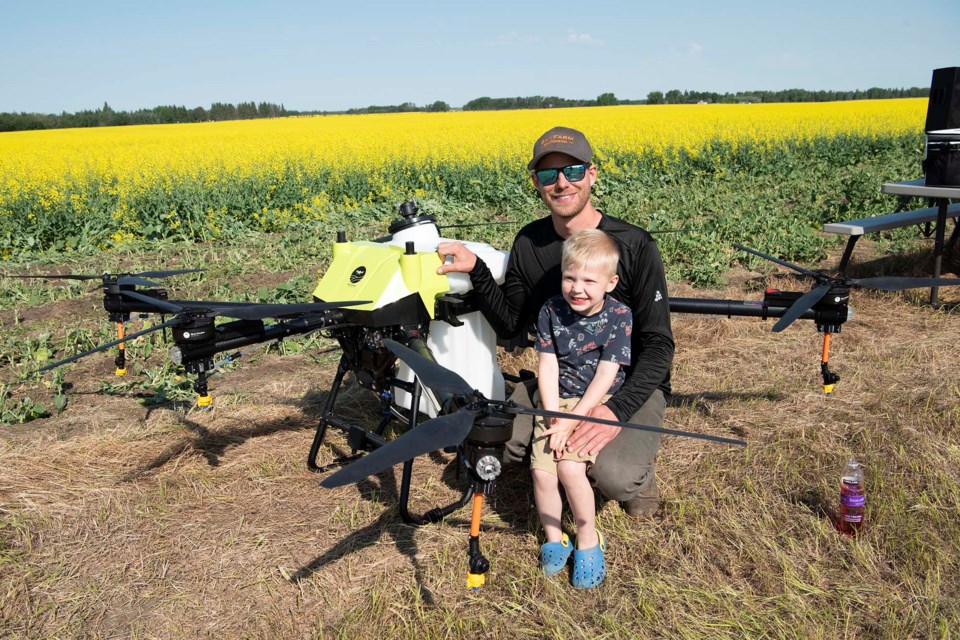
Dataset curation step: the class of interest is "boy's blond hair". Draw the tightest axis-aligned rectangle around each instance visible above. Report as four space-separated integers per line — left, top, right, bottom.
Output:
561 228 620 277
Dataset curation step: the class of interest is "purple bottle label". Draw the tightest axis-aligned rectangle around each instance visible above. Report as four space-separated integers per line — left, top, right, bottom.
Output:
841 493 865 507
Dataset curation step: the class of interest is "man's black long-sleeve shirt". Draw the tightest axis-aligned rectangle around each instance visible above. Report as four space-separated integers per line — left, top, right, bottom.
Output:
468 213 674 422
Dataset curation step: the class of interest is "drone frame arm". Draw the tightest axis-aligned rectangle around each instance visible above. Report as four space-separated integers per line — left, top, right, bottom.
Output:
502 402 747 447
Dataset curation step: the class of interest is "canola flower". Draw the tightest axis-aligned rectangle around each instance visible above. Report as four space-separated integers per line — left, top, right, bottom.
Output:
0 99 927 259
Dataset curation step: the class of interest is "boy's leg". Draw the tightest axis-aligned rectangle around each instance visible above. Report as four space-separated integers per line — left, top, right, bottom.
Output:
558 460 597 549
588 389 666 515
531 412 564 542
532 469 563 543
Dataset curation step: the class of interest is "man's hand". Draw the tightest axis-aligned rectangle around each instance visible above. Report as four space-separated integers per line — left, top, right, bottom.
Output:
436 241 477 274
566 404 621 457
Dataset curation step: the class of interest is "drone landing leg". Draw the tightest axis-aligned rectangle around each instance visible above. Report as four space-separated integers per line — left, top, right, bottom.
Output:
307 355 350 471
397 378 475 525
399 457 476 526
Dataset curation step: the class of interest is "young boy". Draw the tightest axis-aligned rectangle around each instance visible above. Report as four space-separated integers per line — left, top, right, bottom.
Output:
532 228 632 589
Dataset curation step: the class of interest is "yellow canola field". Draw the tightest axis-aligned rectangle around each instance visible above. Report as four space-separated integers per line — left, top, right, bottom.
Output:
0 99 927 259
0 99 927 187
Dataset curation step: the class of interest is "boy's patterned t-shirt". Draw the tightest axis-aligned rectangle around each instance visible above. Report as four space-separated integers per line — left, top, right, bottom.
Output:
535 294 632 398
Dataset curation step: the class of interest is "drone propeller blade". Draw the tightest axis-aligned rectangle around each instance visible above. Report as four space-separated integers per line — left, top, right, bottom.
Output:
37 318 183 372
120 289 186 314
734 244 821 279
772 283 832 332
320 409 477 488
849 276 960 292
507 405 747 447
8 268 201 282
436 221 519 231
135 268 204 278
7 273 101 281
116 276 161 287
382 339 473 396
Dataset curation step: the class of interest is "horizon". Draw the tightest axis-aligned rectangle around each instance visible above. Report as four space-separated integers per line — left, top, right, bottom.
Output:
0 87 933 117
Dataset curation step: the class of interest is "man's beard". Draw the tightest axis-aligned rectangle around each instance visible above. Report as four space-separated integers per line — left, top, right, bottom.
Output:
543 187 590 219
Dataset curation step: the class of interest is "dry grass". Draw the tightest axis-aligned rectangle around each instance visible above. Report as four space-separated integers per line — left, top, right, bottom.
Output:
1 243 959 639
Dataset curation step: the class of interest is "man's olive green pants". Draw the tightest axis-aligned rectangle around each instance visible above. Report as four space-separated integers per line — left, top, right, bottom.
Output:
503 378 664 503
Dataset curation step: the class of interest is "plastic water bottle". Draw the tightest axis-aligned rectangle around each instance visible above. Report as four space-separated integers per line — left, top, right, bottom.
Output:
838 457 865 536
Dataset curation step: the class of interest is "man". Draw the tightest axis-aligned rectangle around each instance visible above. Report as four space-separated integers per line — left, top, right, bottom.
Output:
437 126 674 517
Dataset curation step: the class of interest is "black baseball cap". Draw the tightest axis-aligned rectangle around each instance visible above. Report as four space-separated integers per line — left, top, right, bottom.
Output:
528 126 593 170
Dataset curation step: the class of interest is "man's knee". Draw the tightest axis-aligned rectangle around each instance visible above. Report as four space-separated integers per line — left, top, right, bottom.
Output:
502 378 538 466
588 390 666 501
589 458 655 502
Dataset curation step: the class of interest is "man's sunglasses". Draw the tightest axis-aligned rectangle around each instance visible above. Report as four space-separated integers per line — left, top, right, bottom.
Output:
533 163 589 186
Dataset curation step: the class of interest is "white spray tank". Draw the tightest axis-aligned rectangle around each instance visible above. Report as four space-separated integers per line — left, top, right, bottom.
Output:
387 201 509 417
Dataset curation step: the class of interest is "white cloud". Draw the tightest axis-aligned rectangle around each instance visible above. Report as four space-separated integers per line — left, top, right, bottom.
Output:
565 30 606 46
688 42 703 58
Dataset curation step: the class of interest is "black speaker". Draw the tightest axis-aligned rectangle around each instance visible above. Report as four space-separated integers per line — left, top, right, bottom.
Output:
923 138 960 186
925 67 960 132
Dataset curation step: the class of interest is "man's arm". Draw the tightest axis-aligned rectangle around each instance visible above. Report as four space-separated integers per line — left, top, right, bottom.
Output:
437 240 530 339
604 239 674 421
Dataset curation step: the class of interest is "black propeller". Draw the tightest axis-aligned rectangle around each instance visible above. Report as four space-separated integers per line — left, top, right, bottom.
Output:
37 298 369 373
382 339 473 396
7 268 204 288
735 245 960 332
321 411 476 487
321 339 746 488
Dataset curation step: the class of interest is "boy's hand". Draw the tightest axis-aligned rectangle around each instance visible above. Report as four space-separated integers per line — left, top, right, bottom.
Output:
541 417 579 458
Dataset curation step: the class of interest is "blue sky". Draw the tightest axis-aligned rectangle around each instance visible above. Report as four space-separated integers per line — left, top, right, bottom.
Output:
2 0 958 113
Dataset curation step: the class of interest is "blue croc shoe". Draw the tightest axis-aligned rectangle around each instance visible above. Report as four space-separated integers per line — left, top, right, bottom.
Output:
539 533 573 576
571 531 606 589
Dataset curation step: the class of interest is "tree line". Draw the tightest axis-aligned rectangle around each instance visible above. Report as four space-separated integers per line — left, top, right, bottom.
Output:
0 101 292 132
345 100 450 114
645 87 928 104
0 87 930 132
463 93 621 110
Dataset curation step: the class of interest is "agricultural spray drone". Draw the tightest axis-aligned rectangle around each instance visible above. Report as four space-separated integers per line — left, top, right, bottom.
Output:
17 200 960 588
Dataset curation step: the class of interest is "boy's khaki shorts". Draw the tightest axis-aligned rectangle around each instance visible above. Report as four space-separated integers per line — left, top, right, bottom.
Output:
530 394 612 475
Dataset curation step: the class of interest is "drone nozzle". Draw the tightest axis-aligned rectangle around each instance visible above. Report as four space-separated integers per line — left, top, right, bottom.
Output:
194 371 212 408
